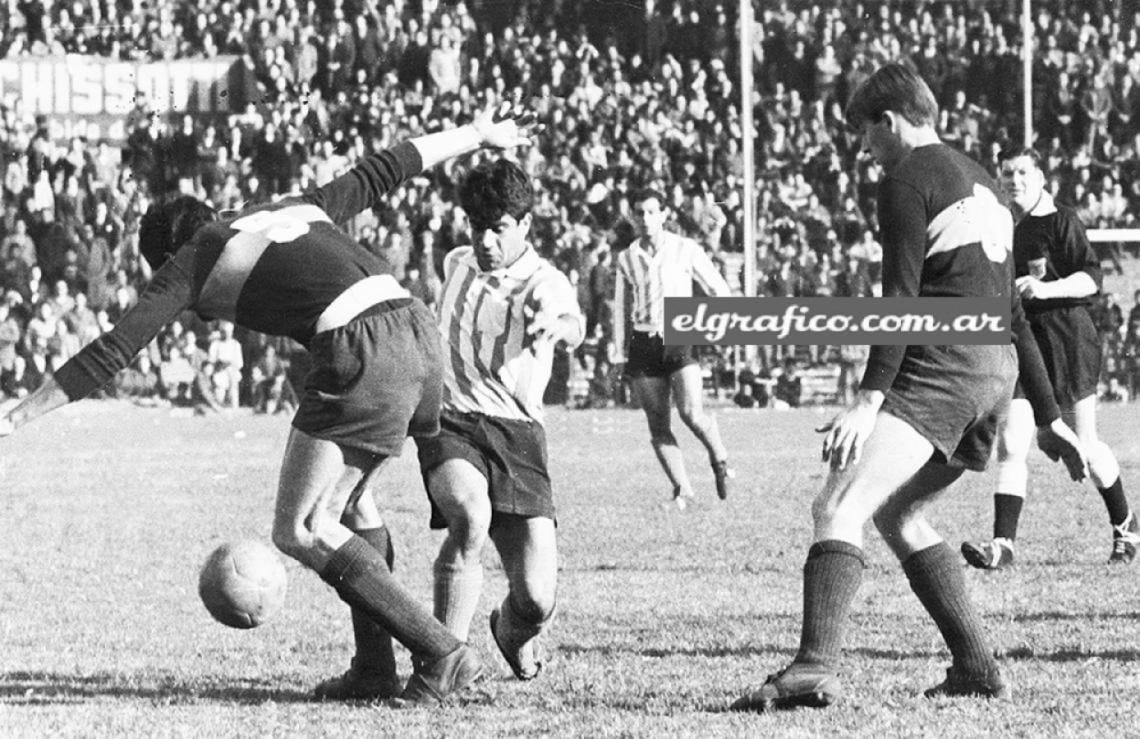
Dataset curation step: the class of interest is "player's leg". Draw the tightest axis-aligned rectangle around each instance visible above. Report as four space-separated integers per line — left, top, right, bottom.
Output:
963 398 1032 570
313 463 401 699
271 430 480 703
874 464 1007 698
631 375 693 504
732 411 935 712
1071 393 1139 563
426 458 492 640
671 363 733 500
489 515 558 680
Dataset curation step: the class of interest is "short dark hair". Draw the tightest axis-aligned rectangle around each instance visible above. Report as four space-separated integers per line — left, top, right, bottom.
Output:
845 62 939 130
631 187 666 207
458 159 532 230
138 195 216 270
997 145 1043 170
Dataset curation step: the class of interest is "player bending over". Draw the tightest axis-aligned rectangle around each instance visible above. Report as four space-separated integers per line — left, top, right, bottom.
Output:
731 63 1086 713
415 159 584 682
961 146 1139 569
0 107 534 706
612 188 735 508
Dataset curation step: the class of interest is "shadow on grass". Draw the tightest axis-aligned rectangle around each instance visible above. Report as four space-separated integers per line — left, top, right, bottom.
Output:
1010 611 1140 623
560 644 943 660
0 671 312 706
1001 646 1140 662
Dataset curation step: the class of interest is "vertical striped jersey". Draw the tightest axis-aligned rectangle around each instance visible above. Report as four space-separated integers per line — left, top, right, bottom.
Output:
612 231 732 357
437 245 584 424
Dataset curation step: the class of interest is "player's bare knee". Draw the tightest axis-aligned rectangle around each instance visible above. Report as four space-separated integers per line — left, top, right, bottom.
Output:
271 521 311 565
1087 440 1120 488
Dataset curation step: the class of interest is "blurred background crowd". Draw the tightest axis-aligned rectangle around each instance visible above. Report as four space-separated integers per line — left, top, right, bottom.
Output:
1 0 1139 411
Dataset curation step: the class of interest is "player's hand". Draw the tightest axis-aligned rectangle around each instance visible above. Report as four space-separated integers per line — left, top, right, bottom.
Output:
472 102 540 150
1036 418 1088 482
524 305 574 348
1015 275 1053 301
817 390 884 470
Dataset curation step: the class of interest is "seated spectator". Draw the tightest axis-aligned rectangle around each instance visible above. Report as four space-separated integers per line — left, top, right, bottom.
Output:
250 344 297 415
112 354 161 403
1101 376 1130 403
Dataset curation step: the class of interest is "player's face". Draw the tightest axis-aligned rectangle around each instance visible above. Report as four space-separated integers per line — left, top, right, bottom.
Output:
632 197 667 239
858 115 905 169
473 213 532 271
1000 155 1045 212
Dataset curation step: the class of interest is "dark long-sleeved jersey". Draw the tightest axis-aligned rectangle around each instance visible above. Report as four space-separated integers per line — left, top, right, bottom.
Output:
1013 205 1102 313
53 142 424 401
860 143 1059 424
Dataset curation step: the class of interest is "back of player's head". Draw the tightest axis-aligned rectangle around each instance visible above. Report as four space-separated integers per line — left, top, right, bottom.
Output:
997 145 1043 170
631 187 667 208
139 195 217 269
845 62 939 130
459 159 532 230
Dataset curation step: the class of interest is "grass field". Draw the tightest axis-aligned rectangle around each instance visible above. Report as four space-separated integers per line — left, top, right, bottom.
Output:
1 400 1138 737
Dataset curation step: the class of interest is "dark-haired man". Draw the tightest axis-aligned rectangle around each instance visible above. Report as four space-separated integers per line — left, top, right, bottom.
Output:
0 108 535 706
612 188 734 508
961 146 1139 569
731 63 1086 713
417 158 583 681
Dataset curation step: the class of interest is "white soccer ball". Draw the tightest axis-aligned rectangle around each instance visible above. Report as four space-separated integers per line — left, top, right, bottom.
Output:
198 540 288 629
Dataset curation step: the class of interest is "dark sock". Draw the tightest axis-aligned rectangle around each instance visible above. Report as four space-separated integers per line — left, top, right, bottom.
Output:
1097 477 1130 527
321 535 460 663
992 494 1024 542
795 540 866 667
351 527 397 676
903 543 996 676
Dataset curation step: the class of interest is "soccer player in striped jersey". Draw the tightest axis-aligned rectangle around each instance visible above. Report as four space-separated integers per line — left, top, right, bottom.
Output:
416 159 584 680
961 147 1139 568
613 188 734 508
731 63 1086 713
0 107 536 705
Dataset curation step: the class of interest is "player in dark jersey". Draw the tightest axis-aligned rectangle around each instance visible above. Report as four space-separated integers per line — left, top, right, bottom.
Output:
961 147 1139 569
731 64 1086 713
0 107 535 706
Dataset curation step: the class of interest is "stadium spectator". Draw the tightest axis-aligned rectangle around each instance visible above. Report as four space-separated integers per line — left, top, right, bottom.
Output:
206 320 244 409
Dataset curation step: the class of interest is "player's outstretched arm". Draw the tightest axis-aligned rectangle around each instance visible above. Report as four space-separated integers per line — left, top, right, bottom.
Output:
0 378 70 437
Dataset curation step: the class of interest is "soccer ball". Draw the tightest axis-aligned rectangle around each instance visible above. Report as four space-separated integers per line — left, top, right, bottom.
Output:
198 540 288 629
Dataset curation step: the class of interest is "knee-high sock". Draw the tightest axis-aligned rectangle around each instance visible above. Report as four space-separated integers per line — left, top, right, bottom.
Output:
349 527 397 676
795 540 866 667
903 543 996 676
321 535 460 662
433 557 484 642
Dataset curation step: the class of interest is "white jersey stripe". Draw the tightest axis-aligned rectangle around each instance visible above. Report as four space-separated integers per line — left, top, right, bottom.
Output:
437 246 583 423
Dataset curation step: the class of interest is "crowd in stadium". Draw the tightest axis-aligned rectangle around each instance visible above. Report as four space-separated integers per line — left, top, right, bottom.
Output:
1 0 1140 408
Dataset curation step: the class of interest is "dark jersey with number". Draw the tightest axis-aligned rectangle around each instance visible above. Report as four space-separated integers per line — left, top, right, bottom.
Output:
860 143 1058 424
53 142 424 401
1013 206 1102 313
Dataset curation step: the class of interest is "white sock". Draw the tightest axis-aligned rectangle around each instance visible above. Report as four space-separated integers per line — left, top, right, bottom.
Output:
432 559 484 642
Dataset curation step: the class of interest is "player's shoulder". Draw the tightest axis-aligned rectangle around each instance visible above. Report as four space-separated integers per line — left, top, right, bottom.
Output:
445 245 476 268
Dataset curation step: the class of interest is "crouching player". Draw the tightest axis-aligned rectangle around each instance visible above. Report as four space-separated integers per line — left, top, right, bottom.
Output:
417 159 583 680
0 108 535 705
731 63 1087 712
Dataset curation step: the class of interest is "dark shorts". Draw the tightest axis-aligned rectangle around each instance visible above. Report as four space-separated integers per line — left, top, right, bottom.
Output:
292 298 442 457
416 409 554 529
625 330 698 379
882 343 1017 471
1014 307 1100 407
